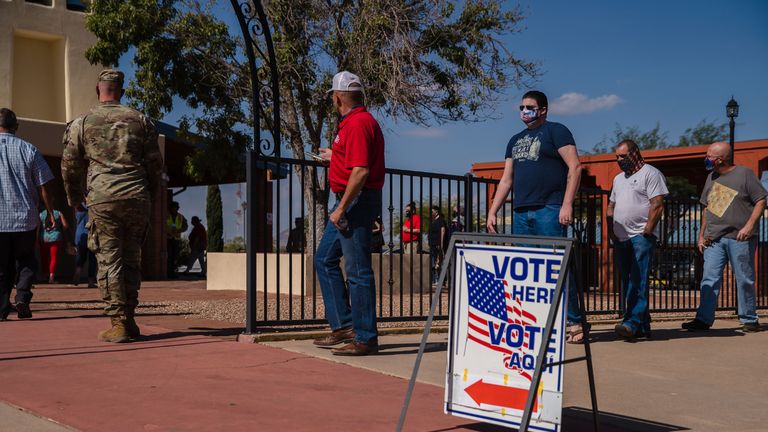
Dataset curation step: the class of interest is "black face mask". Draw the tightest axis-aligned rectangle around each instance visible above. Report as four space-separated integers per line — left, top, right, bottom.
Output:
617 158 633 173
405 210 411 217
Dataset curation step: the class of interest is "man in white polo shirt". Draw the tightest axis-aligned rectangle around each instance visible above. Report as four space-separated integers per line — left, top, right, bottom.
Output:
608 139 668 340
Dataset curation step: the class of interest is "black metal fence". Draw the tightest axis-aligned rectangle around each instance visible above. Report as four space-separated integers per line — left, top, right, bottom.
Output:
251 155 768 325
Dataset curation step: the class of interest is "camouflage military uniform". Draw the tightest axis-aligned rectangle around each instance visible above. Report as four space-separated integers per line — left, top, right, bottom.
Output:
61 70 163 337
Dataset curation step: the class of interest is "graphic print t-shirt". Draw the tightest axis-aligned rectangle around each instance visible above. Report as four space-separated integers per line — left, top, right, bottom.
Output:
700 166 767 240
504 121 575 209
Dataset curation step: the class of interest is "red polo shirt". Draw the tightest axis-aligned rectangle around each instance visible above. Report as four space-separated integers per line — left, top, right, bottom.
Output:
401 214 421 243
329 106 385 193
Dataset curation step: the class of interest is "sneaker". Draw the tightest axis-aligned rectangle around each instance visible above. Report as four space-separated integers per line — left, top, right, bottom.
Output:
16 303 32 319
681 319 710 331
742 322 761 333
614 323 635 340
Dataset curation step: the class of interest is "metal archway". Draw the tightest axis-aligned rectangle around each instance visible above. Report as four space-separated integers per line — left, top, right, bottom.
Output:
230 0 280 334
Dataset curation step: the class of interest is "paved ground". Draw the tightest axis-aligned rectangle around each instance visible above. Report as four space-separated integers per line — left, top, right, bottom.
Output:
1 282 767 432
268 321 768 432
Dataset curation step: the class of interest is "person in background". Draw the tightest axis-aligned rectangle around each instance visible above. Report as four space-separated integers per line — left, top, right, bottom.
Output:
39 207 71 284
185 216 207 277
401 202 421 254
0 108 56 321
446 205 465 246
428 206 447 286
371 216 385 253
286 217 305 253
73 202 97 287
166 201 187 279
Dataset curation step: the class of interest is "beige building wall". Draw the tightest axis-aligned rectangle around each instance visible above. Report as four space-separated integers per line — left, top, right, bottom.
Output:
0 0 103 122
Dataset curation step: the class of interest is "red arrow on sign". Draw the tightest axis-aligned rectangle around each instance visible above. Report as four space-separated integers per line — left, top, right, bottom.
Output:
464 379 537 411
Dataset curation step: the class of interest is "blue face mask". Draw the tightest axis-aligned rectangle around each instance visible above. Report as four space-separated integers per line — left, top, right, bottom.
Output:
520 108 539 124
704 157 716 171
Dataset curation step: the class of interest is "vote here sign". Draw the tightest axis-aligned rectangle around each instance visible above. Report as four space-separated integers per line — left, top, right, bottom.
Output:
445 244 567 431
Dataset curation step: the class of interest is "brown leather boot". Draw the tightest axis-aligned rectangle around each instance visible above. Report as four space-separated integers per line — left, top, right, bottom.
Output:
125 308 141 339
98 316 130 343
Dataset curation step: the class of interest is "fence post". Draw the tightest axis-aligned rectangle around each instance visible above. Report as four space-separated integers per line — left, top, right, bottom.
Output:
464 173 473 232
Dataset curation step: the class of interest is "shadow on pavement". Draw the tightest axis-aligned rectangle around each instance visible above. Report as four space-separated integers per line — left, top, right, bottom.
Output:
140 327 244 340
0 339 224 362
588 327 745 343
428 406 688 431
32 299 103 304
376 341 448 356
15 312 192 321
560 406 689 431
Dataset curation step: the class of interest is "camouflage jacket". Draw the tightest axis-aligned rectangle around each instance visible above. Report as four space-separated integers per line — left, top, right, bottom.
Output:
61 102 163 207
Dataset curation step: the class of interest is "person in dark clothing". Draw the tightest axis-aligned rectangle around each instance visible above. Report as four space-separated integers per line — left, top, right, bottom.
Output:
185 216 207 277
371 216 385 253
166 201 187 279
286 217 305 253
428 206 447 285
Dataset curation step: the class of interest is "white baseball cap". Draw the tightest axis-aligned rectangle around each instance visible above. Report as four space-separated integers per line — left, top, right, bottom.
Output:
327 71 364 94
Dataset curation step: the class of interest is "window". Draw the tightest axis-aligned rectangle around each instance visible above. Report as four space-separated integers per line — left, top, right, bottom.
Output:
12 31 66 123
25 0 53 6
66 0 91 12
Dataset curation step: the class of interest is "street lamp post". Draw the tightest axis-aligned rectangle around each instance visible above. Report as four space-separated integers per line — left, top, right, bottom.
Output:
726 96 739 151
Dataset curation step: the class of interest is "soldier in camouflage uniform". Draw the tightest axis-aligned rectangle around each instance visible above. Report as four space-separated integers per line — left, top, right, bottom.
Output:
61 69 163 343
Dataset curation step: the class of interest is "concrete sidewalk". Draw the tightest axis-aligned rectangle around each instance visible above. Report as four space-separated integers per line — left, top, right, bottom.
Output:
269 321 768 432
1 283 767 431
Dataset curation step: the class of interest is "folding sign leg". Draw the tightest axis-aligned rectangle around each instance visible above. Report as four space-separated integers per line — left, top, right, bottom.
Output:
518 242 572 431
396 238 459 432
574 241 600 432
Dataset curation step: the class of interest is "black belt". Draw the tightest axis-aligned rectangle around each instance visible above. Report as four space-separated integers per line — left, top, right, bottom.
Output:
335 188 376 201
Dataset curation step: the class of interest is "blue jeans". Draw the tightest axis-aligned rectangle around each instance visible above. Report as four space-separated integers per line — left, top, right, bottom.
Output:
513 204 583 324
615 234 655 333
315 189 381 343
696 237 759 325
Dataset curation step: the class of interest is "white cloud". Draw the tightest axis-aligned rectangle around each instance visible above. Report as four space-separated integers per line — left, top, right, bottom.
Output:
400 128 448 138
548 92 623 115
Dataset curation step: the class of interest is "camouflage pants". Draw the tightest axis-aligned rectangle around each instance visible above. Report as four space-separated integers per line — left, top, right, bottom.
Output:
88 199 150 316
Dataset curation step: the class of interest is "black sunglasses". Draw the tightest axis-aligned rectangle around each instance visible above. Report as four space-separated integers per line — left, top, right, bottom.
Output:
518 105 539 111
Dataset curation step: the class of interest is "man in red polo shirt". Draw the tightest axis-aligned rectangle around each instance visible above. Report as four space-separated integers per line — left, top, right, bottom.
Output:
313 71 385 356
401 201 421 253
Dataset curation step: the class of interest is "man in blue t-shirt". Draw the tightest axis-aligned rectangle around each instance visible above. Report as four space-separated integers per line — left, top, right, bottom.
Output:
486 90 588 343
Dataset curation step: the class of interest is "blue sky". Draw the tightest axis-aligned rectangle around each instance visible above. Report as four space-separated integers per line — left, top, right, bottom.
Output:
162 1 768 240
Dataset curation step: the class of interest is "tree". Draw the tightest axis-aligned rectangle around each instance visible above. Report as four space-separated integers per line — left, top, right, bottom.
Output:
591 119 728 154
85 0 539 248
223 236 246 253
678 119 728 147
206 184 223 252
592 122 670 153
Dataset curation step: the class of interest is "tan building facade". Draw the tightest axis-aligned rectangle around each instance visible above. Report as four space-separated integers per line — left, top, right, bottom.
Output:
0 0 174 280
0 0 100 123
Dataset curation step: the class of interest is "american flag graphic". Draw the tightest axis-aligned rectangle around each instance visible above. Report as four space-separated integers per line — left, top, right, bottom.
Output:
465 261 556 382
